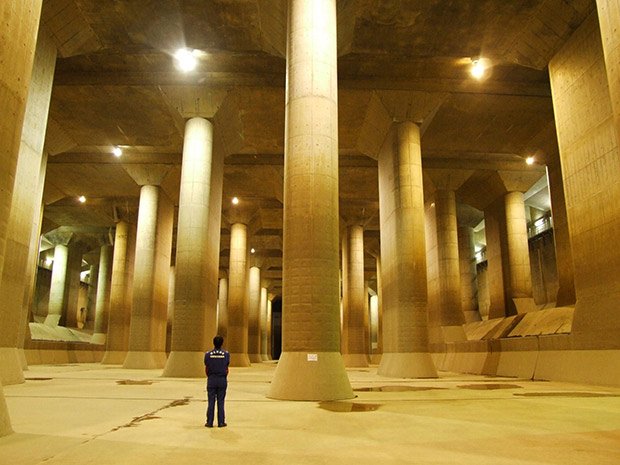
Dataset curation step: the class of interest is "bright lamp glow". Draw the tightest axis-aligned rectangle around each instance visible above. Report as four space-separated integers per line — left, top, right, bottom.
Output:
250 248 256 254
470 59 486 79
231 197 239 205
526 156 535 165
112 146 123 157
174 48 198 72
78 195 86 203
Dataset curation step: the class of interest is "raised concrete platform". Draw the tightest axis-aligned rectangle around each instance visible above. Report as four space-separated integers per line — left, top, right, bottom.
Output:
2 363 620 464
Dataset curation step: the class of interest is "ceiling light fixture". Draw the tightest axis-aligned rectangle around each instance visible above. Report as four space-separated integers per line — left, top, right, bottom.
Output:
78 195 86 203
250 248 256 254
174 48 198 72
526 156 535 165
470 59 486 80
112 146 123 157
232 197 239 205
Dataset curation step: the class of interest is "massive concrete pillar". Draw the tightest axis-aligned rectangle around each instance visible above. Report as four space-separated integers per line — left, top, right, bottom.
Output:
44 241 70 326
434 190 466 340
504 191 535 313
85 262 98 329
247 266 262 363
546 162 575 306
123 178 173 369
377 123 437 378
0 28 56 385
228 223 250 366
92 243 112 345
217 277 228 337
483 201 508 318
260 286 269 361
164 117 215 377
102 221 135 364
64 242 85 329
267 297 273 359
269 0 353 400
550 11 620 349
342 224 370 367
0 0 44 437
373 255 383 363
458 225 480 322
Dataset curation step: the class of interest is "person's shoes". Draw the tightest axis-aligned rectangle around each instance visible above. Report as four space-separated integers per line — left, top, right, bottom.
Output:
218 423 227 428
205 423 213 428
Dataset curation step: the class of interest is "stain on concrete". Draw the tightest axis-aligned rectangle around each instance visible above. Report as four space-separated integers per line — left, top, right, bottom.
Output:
354 386 445 392
109 398 192 432
25 377 53 381
319 402 382 412
514 392 620 398
116 379 154 385
458 383 522 390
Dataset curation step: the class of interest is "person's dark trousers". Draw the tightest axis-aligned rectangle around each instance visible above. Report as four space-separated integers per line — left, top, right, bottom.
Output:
206 377 227 426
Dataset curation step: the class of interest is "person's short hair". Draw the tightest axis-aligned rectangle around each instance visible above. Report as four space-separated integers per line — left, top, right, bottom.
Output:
213 335 224 349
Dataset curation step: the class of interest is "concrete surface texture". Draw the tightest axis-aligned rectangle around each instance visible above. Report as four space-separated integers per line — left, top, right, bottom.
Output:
2 363 620 465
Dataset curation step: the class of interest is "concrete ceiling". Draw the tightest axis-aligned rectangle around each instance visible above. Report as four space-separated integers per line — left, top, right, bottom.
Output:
39 0 595 294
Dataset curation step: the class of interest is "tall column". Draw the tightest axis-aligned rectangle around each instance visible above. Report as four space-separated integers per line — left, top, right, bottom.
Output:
267 297 273 359
342 224 369 367
377 122 437 378
228 223 250 366
44 242 70 326
163 117 214 377
269 0 353 401
434 190 466 340
63 242 84 328
0 28 56 386
217 277 228 337
260 286 269 361
85 262 99 328
504 191 535 313
550 11 620 349
375 255 383 360
92 242 112 345
0 0 43 437
458 225 480 322
102 221 135 364
546 162 575 306
123 182 173 369
247 266 262 362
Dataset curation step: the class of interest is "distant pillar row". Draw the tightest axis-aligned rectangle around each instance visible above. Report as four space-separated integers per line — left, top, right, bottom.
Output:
457 225 480 322
217 277 229 337
342 224 370 367
260 286 269 361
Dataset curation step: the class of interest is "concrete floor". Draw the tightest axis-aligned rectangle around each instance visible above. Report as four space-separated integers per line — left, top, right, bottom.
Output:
1 363 619 465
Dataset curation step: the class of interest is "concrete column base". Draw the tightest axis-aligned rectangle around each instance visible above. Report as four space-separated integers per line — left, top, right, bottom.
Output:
440 326 467 343
378 352 438 378
17 348 28 370
43 315 60 326
101 351 128 365
229 352 251 367
268 351 354 401
122 351 167 369
0 348 25 385
370 353 383 365
463 311 482 323
162 351 205 378
248 353 263 363
513 297 538 314
91 333 106 345
261 355 271 362
342 353 370 367
0 389 12 437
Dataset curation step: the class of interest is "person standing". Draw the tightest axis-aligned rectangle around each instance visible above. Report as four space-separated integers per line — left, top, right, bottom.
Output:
204 335 230 427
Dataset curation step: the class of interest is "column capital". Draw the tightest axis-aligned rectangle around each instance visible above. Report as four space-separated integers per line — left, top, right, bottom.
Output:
123 164 172 186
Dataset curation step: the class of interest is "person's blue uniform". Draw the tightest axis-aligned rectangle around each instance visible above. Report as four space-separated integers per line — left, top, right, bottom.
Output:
204 343 230 427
